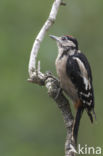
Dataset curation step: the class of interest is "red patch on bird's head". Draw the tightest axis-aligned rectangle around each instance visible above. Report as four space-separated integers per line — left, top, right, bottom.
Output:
65 35 73 38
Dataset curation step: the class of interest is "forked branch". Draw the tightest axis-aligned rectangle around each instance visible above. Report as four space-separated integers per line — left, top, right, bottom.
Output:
28 0 76 156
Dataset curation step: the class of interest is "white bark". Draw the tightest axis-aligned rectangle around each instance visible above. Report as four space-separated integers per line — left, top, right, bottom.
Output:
28 1 77 156
28 0 62 77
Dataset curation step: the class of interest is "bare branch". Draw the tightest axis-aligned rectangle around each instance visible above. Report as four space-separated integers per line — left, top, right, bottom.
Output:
28 0 77 156
28 0 62 77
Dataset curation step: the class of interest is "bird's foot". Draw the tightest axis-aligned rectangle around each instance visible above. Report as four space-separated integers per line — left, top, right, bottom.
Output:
55 87 62 100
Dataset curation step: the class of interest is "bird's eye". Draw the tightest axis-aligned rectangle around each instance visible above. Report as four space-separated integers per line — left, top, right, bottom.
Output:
62 37 66 41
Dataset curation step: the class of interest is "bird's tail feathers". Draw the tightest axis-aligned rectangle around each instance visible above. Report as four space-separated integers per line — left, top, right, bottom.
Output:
73 106 84 144
73 107 96 144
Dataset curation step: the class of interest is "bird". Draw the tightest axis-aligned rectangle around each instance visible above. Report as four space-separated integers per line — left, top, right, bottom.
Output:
50 34 96 143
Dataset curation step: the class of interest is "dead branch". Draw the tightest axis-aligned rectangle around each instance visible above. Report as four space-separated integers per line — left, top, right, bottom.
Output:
28 0 77 155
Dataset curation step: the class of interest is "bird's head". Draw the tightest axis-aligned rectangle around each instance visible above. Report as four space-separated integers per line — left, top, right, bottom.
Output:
49 35 78 51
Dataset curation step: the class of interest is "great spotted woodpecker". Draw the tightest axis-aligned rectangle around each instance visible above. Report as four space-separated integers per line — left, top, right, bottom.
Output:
50 35 96 142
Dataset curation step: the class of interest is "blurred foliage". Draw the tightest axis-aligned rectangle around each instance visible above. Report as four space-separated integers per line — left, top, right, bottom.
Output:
0 0 103 156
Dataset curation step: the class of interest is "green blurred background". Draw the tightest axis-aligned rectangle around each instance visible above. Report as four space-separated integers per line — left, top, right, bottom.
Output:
0 0 103 155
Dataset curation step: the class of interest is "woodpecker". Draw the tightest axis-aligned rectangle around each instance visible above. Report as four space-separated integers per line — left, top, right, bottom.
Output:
50 34 96 142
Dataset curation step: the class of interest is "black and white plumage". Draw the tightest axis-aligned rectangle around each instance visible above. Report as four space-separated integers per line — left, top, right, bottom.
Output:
66 52 94 111
50 34 96 142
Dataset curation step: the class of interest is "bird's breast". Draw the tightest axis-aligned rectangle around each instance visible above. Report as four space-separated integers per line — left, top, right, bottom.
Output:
55 55 78 102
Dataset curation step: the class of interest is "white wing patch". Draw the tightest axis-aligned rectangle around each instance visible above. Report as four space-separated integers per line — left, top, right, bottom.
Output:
73 57 89 90
83 77 88 90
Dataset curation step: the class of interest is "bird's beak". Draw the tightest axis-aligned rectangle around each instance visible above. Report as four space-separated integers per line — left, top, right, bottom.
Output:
49 35 61 44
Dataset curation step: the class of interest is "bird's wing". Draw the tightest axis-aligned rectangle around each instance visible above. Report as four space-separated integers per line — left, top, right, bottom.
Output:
66 53 94 109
